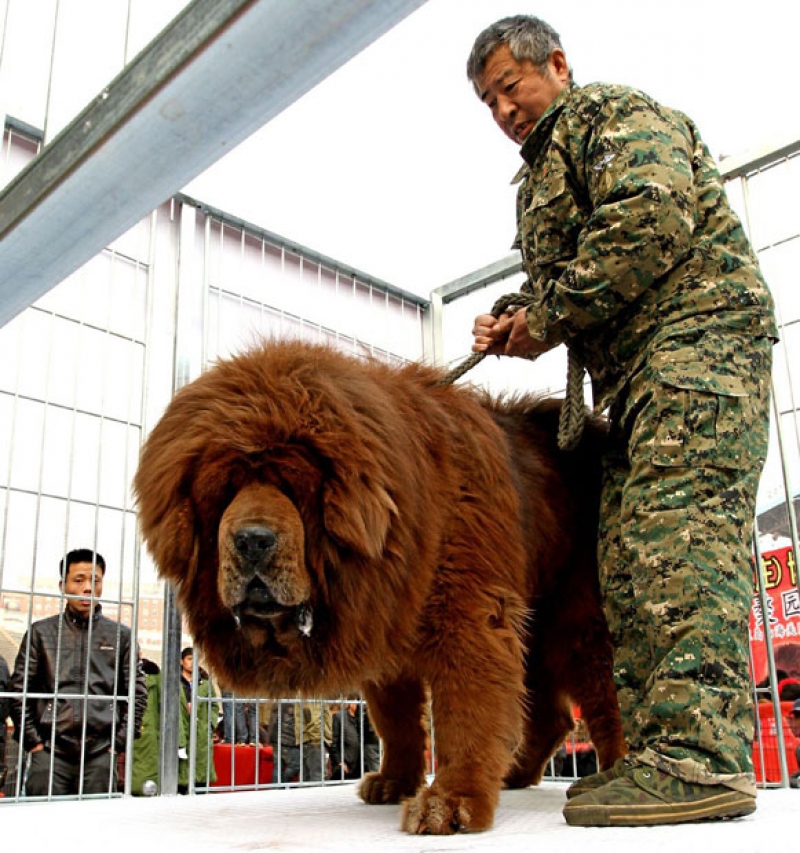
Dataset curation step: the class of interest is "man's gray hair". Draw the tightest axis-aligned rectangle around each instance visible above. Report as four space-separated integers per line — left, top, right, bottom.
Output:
466 15 567 93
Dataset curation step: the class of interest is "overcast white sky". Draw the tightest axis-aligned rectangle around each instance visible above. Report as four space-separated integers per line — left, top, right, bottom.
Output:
185 0 800 298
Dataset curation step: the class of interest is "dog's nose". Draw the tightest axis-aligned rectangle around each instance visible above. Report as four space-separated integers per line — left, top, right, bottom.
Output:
233 526 278 567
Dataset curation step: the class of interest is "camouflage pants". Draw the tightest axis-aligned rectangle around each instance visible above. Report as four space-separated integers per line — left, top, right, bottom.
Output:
598 331 772 791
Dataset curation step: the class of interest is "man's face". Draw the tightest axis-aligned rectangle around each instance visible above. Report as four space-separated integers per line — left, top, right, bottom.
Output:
788 713 800 738
60 560 103 618
181 655 193 678
476 44 569 145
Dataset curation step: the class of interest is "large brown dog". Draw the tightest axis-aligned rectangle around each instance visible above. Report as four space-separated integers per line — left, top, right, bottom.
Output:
134 339 624 833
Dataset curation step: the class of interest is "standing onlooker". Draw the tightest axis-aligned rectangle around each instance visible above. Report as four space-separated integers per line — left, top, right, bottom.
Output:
330 699 361 780
330 698 381 780
0 653 9 790
220 686 258 745
269 700 299 783
360 703 381 775
787 699 800 789
269 698 332 784
294 700 332 783
9 549 147 796
131 658 162 796
177 647 219 793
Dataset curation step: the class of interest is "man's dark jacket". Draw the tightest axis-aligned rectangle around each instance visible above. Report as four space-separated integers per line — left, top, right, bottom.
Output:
9 606 147 759
330 709 361 776
0 654 9 761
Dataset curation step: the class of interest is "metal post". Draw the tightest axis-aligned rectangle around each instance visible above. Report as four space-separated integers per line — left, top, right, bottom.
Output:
155 199 206 796
159 583 183 796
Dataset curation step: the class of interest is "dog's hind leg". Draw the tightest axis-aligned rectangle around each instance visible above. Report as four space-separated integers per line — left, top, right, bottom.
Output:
563 611 627 770
504 650 575 788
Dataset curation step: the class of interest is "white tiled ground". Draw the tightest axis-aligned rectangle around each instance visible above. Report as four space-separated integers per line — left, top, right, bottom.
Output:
1 782 797 852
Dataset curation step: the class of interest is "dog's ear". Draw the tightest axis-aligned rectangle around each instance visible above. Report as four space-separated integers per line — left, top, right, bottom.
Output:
323 474 397 561
134 429 202 590
136 492 200 588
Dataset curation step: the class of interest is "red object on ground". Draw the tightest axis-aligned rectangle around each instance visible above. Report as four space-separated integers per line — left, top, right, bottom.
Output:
212 744 274 788
752 701 800 783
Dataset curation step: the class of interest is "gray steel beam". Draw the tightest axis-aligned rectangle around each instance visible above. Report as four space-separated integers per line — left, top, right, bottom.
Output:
719 136 800 180
0 0 428 327
178 192 429 308
432 252 523 304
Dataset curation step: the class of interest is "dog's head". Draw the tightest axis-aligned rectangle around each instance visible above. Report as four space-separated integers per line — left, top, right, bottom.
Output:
133 342 403 662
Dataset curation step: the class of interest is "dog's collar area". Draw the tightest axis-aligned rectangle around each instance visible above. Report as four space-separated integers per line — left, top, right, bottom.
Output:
295 601 313 637
230 598 313 639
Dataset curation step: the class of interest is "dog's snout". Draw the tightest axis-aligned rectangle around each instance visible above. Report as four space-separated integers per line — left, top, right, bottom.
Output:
234 526 278 566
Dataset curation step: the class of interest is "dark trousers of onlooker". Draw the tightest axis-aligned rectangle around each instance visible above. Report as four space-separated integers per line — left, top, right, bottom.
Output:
363 743 380 774
222 693 258 744
792 745 800 789
25 748 117 796
272 743 327 783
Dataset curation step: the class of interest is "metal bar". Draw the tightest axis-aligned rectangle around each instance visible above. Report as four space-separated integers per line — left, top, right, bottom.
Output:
421 287 443 366
432 252 523 304
159 583 183 796
0 0 428 328
719 136 800 180
179 193 428 308
752 523 792 787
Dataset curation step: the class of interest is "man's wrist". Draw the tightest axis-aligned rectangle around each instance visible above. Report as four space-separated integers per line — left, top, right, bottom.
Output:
524 305 549 342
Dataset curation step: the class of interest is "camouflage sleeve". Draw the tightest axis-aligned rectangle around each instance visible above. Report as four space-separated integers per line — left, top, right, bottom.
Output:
526 91 698 344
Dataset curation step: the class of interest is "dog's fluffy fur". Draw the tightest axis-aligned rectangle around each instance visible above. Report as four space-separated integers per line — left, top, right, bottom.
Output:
134 340 624 833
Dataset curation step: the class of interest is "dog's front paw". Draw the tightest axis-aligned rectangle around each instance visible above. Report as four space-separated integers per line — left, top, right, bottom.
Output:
401 784 495 834
359 771 421 805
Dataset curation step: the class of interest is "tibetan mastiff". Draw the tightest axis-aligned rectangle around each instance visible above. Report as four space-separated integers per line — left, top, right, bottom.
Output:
134 339 624 833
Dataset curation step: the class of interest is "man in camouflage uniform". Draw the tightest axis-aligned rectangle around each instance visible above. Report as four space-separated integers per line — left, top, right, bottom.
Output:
467 15 777 826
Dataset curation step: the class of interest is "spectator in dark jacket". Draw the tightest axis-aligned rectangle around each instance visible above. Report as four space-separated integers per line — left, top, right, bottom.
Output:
361 704 381 774
0 653 9 788
330 698 381 779
9 549 147 796
788 699 800 789
330 700 361 780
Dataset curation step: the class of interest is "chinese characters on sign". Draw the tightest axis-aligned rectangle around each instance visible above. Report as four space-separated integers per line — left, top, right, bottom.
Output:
750 546 800 682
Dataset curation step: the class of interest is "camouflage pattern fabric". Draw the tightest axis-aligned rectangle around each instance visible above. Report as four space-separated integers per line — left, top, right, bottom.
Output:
513 82 777 412
512 82 778 793
600 332 772 794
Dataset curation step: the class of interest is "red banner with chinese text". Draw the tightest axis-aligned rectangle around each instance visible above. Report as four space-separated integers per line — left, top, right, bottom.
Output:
750 546 800 684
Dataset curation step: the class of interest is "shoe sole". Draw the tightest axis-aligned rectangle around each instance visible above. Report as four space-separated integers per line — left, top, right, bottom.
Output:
563 791 756 827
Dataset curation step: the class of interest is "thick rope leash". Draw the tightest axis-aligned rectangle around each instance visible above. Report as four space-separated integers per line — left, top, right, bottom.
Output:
440 292 586 451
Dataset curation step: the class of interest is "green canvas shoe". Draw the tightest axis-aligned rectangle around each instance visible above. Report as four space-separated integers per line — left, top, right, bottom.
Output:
563 765 756 827
565 756 634 800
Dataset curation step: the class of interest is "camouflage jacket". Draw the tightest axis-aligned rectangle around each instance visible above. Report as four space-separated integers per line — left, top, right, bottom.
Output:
513 82 778 410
